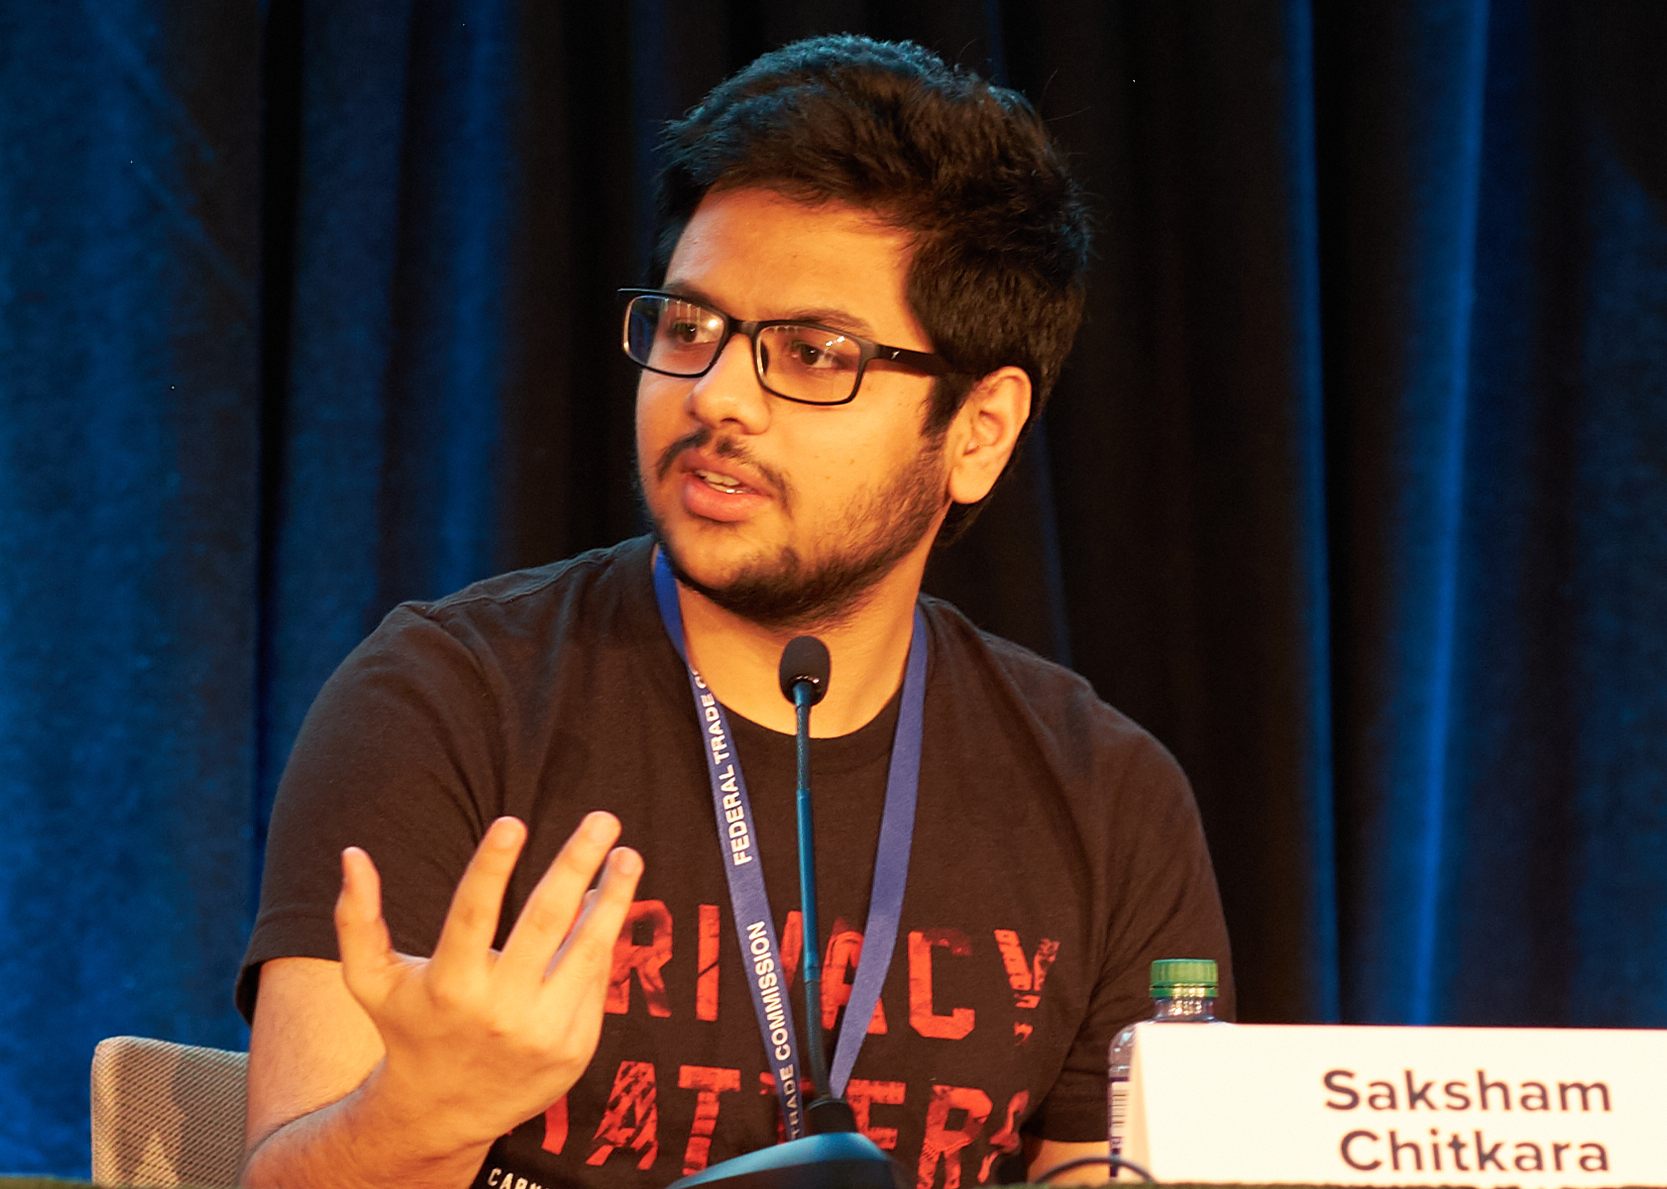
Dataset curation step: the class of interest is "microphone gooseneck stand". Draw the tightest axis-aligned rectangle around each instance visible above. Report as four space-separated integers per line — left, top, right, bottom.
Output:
667 636 905 1189
779 635 859 1135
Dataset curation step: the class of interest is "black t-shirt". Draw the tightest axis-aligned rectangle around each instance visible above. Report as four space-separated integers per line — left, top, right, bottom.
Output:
240 536 1233 1189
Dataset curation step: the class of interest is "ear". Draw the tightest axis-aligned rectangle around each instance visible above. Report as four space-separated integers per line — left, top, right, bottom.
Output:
943 366 1032 505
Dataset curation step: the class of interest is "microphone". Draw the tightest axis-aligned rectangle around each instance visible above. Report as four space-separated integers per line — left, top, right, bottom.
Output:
666 639 904 1189
777 636 851 1133
779 635 830 705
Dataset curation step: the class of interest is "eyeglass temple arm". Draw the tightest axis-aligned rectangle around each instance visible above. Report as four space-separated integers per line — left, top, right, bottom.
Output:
877 344 953 375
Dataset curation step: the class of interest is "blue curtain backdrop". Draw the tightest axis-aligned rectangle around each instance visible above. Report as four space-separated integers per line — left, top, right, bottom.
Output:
2 0 1665 1175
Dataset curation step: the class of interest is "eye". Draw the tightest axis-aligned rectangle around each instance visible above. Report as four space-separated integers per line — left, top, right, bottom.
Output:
783 329 855 371
662 302 722 345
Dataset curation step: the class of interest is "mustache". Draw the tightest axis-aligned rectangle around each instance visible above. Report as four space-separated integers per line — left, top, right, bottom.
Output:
654 428 791 504
655 428 710 483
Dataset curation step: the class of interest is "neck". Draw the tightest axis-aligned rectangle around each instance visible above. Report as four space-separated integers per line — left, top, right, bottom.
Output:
671 552 926 738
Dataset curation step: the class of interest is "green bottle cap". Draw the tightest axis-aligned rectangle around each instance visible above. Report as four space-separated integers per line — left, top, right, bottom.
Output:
1150 958 1218 997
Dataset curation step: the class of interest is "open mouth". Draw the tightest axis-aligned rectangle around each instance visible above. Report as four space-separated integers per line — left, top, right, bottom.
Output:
695 469 751 494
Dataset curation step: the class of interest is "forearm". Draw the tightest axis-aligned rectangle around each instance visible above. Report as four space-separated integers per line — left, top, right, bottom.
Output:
241 1066 494 1189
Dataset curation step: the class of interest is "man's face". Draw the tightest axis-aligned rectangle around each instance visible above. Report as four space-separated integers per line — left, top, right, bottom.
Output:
635 187 952 631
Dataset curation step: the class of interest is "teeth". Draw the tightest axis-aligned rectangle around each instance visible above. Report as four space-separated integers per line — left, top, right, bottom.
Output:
697 470 745 492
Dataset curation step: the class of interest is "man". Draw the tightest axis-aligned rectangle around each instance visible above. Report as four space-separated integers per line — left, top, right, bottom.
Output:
238 34 1232 1189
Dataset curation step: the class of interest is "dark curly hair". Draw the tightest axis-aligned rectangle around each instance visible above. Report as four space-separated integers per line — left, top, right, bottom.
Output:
650 34 1092 437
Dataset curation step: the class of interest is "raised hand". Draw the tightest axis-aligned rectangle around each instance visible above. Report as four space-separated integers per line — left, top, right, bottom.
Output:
334 812 642 1153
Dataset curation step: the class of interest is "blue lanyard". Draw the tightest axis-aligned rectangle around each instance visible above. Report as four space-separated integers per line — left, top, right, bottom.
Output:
652 551 925 1137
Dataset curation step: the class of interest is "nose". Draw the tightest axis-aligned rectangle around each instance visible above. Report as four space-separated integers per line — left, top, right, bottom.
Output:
685 332 772 434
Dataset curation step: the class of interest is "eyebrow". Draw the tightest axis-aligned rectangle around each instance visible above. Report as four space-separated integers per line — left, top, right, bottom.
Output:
660 282 880 340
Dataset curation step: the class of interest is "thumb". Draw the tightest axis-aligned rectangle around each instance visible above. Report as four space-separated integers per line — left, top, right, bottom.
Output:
336 846 399 1008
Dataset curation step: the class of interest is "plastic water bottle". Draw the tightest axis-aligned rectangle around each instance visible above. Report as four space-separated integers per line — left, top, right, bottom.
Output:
1107 958 1220 1158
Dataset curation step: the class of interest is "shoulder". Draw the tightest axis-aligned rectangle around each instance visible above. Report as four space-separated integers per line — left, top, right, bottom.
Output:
919 595 1185 796
357 537 658 666
307 536 663 735
405 535 653 635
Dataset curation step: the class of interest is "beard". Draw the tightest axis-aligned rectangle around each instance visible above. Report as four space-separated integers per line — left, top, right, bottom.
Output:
641 428 948 633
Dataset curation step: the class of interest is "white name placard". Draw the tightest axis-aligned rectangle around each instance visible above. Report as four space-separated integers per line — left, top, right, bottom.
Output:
1119 1023 1667 1186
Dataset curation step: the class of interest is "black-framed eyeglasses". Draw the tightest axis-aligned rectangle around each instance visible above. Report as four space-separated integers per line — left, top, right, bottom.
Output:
619 288 953 406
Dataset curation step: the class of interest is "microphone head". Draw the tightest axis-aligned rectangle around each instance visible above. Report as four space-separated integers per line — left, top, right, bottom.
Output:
778 636 831 706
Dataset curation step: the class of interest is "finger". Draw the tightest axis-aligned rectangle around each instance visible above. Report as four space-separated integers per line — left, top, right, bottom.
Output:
429 816 527 977
551 888 602 975
540 845 643 999
336 847 397 1007
538 849 643 1055
499 812 624 978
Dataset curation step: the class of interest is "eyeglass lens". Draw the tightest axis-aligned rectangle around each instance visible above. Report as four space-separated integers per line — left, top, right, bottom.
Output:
625 294 863 404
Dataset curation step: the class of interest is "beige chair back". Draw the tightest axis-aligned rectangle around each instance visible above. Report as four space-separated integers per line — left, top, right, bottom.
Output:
90 1036 248 1188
